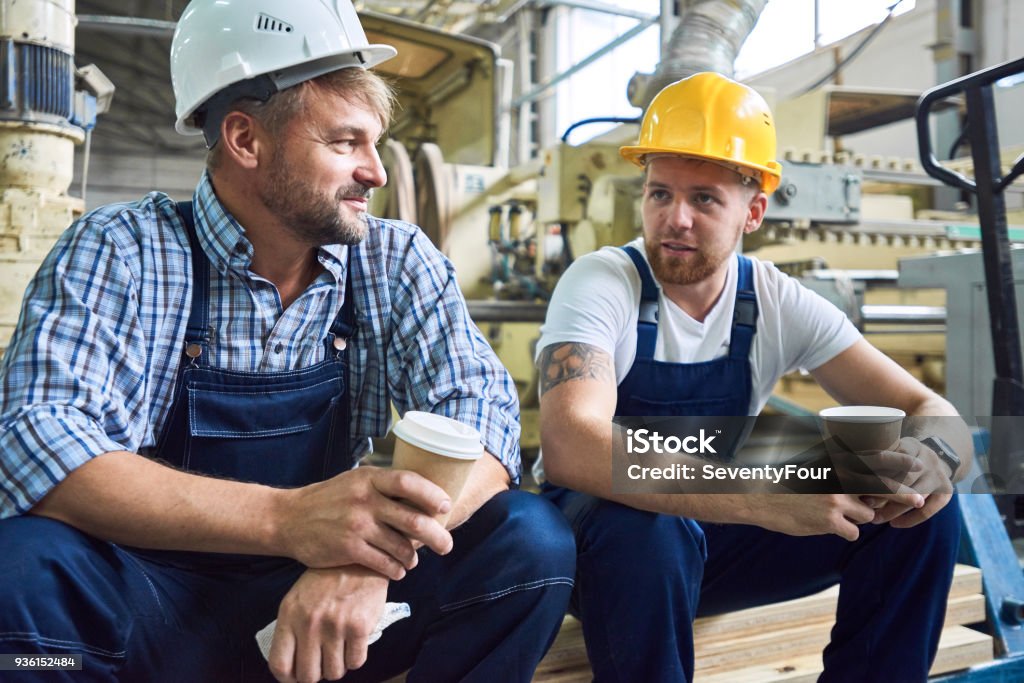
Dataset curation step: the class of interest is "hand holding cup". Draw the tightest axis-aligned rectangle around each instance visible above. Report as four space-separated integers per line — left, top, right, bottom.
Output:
391 411 483 526
819 406 917 495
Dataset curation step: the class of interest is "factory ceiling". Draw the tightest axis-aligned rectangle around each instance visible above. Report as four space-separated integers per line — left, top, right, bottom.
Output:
73 0 519 156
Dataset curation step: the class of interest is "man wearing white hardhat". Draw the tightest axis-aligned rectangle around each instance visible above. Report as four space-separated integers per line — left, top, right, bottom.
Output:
0 1 574 681
536 72 970 682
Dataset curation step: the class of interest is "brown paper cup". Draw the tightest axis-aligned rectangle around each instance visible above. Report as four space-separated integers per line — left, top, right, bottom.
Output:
819 406 905 454
391 412 483 523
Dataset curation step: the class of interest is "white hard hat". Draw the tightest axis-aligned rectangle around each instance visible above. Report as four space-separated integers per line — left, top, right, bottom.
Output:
170 0 397 139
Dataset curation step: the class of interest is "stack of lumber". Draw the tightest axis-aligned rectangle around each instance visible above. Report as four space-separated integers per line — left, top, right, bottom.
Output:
533 564 992 682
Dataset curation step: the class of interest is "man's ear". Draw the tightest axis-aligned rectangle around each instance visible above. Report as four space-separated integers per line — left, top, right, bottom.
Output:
744 191 769 234
218 111 265 170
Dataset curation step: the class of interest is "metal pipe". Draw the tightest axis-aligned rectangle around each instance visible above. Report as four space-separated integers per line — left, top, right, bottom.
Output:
75 14 176 37
511 14 658 108
814 0 821 48
465 300 949 326
807 269 898 285
861 305 947 325
494 58 513 168
863 327 946 335
632 0 768 109
466 301 548 322
516 7 533 164
535 3 565 148
659 0 675 60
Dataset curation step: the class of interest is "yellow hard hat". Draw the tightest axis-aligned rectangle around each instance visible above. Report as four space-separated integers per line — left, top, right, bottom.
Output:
620 72 782 194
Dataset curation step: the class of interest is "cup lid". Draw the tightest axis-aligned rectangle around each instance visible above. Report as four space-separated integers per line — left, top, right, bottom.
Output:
392 411 484 460
818 406 906 423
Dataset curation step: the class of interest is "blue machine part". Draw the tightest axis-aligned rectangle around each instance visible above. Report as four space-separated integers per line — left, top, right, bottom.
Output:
0 39 74 124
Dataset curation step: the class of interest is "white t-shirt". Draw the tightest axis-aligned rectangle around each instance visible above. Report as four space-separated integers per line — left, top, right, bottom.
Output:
536 238 861 415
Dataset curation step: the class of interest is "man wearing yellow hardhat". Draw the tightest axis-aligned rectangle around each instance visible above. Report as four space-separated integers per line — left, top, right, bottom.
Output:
536 72 970 682
0 1 575 681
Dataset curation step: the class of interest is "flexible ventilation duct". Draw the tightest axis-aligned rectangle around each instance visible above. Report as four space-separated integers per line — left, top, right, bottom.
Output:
629 0 768 110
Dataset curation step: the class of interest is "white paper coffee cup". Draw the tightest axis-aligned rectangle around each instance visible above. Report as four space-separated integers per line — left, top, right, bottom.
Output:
391 412 483 520
819 406 905 453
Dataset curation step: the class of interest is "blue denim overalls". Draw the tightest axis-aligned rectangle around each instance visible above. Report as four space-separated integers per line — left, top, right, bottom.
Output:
157 204 357 487
544 245 960 682
614 245 755 418
127 201 359 573
0 202 577 682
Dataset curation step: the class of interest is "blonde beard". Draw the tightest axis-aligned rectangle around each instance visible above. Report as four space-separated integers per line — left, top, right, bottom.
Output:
643 226 742 286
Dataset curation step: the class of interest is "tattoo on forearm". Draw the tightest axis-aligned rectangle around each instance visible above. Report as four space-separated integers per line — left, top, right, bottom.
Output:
538 342 615 396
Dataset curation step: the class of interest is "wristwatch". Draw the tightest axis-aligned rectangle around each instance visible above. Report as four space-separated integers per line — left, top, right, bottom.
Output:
920 435 961 479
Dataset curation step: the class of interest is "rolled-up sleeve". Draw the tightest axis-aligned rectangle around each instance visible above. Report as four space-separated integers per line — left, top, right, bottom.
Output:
386 229 521 484
0 218 150 517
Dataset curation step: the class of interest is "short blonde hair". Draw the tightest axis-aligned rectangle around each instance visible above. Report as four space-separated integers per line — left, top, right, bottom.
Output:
207 68 396 171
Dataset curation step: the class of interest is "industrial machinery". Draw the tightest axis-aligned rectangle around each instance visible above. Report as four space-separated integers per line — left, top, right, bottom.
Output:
0 0 113 354
366 0 1024 447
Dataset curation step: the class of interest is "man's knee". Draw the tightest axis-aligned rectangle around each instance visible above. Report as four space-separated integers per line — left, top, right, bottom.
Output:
883 493 962 558
465 490 577 578
923 493 962 558
564 493 705 574
0 516 115 596
0 516 132 659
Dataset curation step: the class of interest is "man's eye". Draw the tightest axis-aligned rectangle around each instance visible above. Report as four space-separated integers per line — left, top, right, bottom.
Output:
648 190 669 201
695 193 715 205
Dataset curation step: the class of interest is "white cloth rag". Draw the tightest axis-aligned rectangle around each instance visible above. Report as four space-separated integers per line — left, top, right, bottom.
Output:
255 602 412 661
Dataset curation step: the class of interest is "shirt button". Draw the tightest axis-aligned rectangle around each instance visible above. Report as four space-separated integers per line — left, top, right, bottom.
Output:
274 342 284 354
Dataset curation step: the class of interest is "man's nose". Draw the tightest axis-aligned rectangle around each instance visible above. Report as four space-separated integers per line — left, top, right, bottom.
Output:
354 145 387 189
666 199 694 230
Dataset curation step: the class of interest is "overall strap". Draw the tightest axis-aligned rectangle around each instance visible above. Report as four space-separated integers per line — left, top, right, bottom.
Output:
729 254 759 360
327 247 358 352
176 201 212 358
622 245 658 360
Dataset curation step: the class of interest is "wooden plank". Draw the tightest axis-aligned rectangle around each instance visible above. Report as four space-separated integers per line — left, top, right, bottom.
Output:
929 627 996 676
696 592 984 659
533 640 590 675
532 670 592 683
940 593 989 630
695 594 984 671
534 626 993 683
694 626 993 683
541 566 980 649
534 583 985 681
534 616 583 672
533 565 985 681
693 565 981 640
696 619 831 671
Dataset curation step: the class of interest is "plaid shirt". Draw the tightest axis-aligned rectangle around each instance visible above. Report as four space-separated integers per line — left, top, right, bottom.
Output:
0 172 520 517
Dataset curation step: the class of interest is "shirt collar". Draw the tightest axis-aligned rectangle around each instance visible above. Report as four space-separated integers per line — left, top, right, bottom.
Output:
192 171 252 276
318 243 348 281
191 171 350 283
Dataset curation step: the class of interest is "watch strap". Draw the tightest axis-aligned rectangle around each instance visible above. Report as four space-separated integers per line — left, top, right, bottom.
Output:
920 435 960 479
